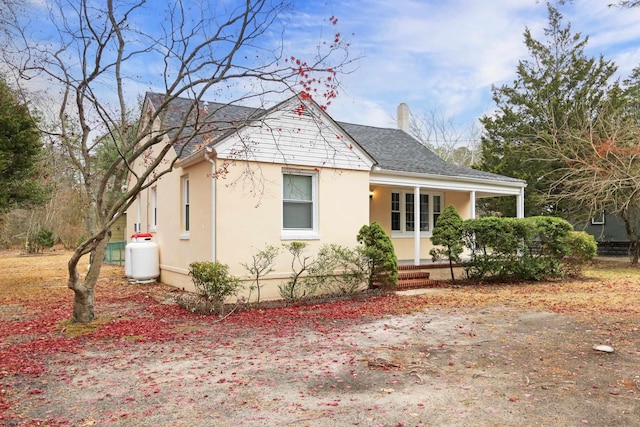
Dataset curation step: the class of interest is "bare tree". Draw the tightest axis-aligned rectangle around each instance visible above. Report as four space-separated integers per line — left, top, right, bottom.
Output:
408 106 480 167
0 0 352 322
537 98 640 263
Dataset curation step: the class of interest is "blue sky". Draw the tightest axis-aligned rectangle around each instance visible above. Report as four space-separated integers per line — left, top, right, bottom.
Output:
9 0 640 143
286 0 640 136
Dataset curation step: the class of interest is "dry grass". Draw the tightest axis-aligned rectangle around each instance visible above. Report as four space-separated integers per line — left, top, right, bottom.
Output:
0 249 124 304
1 249 639 322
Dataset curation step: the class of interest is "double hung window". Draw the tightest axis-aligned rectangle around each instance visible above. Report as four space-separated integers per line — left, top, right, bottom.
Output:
282 170 318 239
391 191 442 234
181 176 190 237
151 187 157 231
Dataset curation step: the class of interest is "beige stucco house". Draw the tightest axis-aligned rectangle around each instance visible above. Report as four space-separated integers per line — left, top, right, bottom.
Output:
127 92 525 298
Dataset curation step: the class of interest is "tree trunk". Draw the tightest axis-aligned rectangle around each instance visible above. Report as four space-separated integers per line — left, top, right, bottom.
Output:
630 241 639 265
67 232 110 323
449 257 455 282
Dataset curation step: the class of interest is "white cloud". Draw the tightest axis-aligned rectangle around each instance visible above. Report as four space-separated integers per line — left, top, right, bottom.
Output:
300 0 640 132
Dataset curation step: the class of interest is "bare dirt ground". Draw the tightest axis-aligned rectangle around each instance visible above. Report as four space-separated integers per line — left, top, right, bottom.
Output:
1 250 639 426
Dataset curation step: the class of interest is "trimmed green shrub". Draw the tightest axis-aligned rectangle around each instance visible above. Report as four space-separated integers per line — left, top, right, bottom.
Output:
357 221 398 289
561 231 597 277
188 261 241 316
462 217 524 279
462 216 574 281
429 205 464 281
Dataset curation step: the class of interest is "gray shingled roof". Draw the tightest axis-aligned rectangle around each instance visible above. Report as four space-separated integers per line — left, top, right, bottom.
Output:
337 122 523 183
147 92 522 184
146 92 263 158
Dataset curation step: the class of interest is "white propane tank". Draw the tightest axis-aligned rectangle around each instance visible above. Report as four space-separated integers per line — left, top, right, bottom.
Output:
125 233 159 283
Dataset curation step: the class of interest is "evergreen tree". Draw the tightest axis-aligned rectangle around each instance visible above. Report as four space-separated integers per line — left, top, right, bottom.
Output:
477 4 618 217
429 205 464 282
0 77 47 211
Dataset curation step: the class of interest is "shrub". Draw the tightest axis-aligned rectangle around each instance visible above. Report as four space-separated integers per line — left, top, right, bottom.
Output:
462 216 574 281
278 242 318 302
357 221 398 289
25 227 55 254
241 244 280 303
462 217 525 280
429 205 464 281
561 231 597 277
35 227 55 252
308 244 368 295
188 261 241 316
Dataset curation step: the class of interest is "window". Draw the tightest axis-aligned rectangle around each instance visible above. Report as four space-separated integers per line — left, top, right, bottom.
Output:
135 195 142 233
405 193 415 231
591 212 605 225
419 194 429 231
391 192 401 231
433 195 442 226
282 170 318 238
151 187 157 230
390 190 442 235
181 176 190 236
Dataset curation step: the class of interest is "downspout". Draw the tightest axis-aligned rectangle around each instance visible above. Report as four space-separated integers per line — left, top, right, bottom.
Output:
145 186 150 232
205 147 217 262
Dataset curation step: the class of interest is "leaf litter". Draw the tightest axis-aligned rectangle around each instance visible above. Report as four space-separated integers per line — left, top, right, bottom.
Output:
0 251 639 426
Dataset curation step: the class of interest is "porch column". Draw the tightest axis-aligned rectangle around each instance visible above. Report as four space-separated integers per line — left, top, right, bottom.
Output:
517 187 525 218
414 186 420 265
469 190 476 219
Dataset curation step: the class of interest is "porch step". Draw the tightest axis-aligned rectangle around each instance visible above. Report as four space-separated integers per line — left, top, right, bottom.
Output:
373 264 459 289
398 270 431 281
396 278 440 290
398 266 431 289
398 264 433 271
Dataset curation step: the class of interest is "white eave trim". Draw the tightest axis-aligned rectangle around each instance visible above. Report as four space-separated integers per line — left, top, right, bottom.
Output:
175 150 208 169
369 169 526 195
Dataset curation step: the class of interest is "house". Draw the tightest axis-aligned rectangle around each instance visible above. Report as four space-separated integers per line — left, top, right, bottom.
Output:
579 213 631 256
127 93 526 298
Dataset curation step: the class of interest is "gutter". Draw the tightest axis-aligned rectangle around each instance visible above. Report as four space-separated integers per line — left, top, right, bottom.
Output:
370 168 527 191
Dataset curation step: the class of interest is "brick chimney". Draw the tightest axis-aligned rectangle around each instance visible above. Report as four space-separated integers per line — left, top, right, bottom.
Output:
397 102 409 132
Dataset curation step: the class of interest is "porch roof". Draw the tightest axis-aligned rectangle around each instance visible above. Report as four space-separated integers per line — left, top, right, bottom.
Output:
337 122 524 186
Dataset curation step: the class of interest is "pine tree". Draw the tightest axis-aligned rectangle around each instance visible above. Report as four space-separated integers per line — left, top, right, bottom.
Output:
0 78 47 211
477 4 618 217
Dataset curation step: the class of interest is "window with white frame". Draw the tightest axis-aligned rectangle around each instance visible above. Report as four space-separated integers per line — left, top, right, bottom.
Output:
135 195 142 233
433 195 442 226
391 190 442 234
151 187 157 230
391 192 401 231
282 170 318 238
591 211 605 225
181 176 190 236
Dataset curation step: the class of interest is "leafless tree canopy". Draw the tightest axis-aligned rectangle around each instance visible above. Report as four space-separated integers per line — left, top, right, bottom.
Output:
533 98 640 262
0 0 353 322
408 106 480 167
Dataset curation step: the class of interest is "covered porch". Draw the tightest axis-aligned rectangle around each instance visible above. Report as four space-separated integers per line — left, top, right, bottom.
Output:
368 171 526 267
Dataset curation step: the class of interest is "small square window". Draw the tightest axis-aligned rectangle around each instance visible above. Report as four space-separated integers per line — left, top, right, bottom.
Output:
591 212 605 225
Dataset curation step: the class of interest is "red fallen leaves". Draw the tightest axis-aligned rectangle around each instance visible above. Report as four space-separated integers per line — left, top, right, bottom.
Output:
89 318 178 343
2 255 639 424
